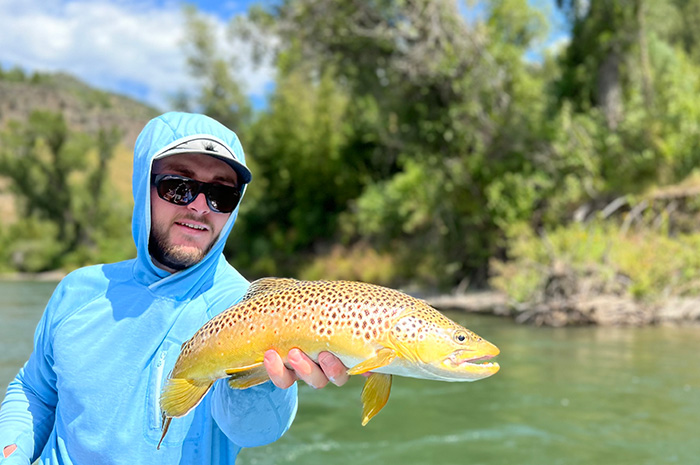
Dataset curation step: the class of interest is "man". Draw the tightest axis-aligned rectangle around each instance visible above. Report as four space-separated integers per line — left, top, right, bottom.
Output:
0 112 348 464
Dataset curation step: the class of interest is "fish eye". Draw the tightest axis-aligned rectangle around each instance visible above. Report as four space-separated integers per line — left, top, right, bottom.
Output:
454 331 468 344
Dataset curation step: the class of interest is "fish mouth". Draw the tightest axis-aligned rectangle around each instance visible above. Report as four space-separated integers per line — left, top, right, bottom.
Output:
443 350 500 374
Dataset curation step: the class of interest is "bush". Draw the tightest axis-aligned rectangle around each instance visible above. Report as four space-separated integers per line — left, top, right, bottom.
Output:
300 243 397 285
490 221 700 302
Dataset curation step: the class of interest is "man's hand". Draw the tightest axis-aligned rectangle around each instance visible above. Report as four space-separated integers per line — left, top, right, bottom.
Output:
264 349 350 389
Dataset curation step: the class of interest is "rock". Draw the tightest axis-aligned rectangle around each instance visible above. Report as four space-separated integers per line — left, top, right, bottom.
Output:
575 295 654 326
425 291 509 315
655 298 700 325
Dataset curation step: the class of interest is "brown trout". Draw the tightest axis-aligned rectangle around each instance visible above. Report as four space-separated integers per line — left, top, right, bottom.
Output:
158 278 500 447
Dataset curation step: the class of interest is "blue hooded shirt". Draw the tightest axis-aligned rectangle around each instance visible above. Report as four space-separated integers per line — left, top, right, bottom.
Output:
0 112 298 464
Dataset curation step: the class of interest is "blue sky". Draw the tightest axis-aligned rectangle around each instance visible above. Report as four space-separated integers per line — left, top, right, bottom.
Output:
0 0 275 109
0 0 568 111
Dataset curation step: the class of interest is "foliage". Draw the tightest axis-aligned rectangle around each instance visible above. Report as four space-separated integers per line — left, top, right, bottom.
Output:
299 242 397 285
223 0 554 287
171 0 700 293
6 0 700 301
0 64 29 83
0 218 63 273
490 221 700 302
171 7 252 130
228 58 359 277
0 111 133 272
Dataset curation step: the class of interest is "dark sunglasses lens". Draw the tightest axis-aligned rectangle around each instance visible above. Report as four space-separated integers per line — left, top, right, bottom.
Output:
156 177 199 205
206 184 240 213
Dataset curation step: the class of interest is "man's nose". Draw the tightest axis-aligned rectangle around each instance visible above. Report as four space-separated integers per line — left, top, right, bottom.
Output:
187 191 210 214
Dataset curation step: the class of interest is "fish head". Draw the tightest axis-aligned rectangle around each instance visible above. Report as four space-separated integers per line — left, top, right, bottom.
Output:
389 306 500 381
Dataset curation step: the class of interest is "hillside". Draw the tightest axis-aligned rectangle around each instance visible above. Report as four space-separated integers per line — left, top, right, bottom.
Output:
0 71 160 221
0 71 158 147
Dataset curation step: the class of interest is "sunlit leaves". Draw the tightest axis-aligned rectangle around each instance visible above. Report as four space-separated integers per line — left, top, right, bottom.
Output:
0 111 131 271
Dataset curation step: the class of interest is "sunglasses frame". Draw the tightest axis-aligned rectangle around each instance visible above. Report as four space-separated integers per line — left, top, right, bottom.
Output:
151 173 242 214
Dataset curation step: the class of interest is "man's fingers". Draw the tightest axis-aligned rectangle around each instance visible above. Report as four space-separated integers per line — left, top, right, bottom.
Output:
264 350 297 389
287 348 329 389
318 352 350 386
3 444 17 458
263 349 352 390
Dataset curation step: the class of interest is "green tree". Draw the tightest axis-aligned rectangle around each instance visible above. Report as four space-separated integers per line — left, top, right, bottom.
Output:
553 0 700 194
173 6 252 130
0 111 129 271
235 0 550 286
181 0 700 291
230 57 360 276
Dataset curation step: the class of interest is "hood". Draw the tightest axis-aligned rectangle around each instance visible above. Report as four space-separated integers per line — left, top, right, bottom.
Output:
130 112 249 298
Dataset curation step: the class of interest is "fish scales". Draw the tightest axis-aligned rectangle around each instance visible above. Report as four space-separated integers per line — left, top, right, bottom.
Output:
177 280 414 380
158 278 500 448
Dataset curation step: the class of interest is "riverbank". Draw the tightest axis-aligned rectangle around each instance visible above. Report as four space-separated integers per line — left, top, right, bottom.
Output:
4 272 699 327
0 270 67 282
425 291 700 327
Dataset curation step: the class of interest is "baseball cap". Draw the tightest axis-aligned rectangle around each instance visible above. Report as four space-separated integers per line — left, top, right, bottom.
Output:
153 135 252 184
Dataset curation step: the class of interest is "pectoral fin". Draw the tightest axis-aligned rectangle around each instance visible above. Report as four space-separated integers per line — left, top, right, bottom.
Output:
347 348 397 375
224 360 264 375
227 366 270 389
360 373 392 426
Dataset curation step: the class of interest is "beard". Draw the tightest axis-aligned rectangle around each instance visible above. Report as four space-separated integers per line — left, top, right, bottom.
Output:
149 217 216 272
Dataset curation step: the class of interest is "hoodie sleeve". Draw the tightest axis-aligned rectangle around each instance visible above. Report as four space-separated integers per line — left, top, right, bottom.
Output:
0 285 63 464
210 379 298 447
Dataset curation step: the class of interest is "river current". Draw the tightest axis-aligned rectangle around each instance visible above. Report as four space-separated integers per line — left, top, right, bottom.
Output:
1 281 698 465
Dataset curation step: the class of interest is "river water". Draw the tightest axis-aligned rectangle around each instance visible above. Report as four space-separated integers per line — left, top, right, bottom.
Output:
1 281 698 464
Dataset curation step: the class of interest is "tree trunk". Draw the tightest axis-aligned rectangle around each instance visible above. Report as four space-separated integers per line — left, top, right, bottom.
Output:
597 48 623 130
637 0 654 110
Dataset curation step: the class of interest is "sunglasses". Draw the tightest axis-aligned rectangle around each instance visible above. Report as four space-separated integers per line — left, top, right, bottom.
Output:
151 173 242 214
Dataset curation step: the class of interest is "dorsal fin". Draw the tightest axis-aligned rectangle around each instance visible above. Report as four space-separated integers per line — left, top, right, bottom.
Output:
241 277 303 302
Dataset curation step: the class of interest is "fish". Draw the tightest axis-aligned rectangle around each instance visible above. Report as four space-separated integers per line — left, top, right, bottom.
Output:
158 278 500 448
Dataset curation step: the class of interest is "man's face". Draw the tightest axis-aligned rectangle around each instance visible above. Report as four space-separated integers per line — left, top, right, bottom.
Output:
149 153 239 272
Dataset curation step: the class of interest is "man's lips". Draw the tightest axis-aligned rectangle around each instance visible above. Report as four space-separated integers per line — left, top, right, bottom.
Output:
174 220 210 232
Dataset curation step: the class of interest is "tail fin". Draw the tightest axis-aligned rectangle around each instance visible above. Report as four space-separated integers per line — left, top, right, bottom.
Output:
157 378 214 449
158 416 172 450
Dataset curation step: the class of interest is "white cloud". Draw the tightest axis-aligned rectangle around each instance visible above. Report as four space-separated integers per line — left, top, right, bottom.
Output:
0 0 275 109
